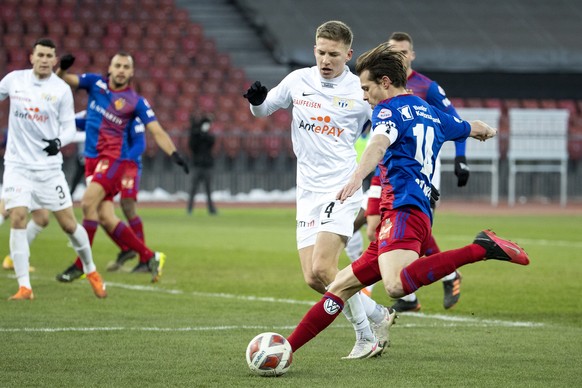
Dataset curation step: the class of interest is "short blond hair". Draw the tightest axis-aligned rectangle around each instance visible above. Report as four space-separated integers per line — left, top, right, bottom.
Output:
315 20 353 48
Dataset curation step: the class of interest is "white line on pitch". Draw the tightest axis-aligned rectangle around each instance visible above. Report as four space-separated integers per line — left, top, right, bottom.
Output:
0 319 543 333
106 282 544 327
1 275 545 328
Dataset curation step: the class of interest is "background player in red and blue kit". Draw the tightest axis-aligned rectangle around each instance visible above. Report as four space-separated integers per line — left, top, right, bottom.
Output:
386 32 467 311
55 52 189 283
283 44 529 357
57 114 149 280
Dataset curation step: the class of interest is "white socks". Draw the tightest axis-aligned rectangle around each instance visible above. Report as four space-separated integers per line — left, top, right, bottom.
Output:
441 271 457 282
344 230 363 262
68 224 96 274
342 292 374 341
10 229 31 289
26 219 45 245
401 293 417 302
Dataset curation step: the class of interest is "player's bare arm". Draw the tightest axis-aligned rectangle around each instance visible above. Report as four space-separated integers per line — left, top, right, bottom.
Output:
337 135 390 203
469 120 497 141
146 121 189 174
145 121 177 155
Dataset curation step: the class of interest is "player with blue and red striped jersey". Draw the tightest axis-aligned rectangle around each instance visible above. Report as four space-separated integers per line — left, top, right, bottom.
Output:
64 111 148 276
55 51 189 283
284 44 529 356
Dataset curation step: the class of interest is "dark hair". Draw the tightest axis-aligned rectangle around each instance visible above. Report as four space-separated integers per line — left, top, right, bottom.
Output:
315 20 353 48
388 31 413 49
33 38 56 50
355 42 407 88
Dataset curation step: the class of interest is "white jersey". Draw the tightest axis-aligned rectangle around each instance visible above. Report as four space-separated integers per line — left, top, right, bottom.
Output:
0 69 76 170
250 66 371 192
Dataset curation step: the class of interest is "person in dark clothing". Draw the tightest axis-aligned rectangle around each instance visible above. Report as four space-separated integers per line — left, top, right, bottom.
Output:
187 114 217 215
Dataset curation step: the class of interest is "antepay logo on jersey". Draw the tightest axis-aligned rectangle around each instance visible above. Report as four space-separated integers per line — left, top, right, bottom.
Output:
298 115 346 138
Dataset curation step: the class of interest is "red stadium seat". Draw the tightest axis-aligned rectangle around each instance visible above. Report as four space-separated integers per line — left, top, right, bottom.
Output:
146 24 165 38
180 80 200 97
556 99 578 117
106 23 124 39
263 135 283 158
222 132 242 159
56 6 75 23
102 37 122 55
177 96 196 111
540 99 558 109
484 98 502 109
5 20 25 35
165 24 182 40
180 37 200 56
521 99 540 109
172 9 191 25
134 80 157 97
62 36 83 52
66 21 86 37
2 34 22 50
186 23 204 40
83 37 101 52
38 8 56 23
46 23 66 39
25 21 45 36
464 98 483 108
160 81 180 98
503 99 521 111
448 97 464 108
72 52 91 68
568 127 582 160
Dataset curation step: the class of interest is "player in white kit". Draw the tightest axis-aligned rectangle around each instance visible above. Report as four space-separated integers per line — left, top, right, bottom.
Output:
244 21 393 359
0 38 106 300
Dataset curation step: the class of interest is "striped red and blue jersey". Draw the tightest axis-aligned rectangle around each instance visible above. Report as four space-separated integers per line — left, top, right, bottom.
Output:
372 94 470 222
76 113 145 171
78 73 155 160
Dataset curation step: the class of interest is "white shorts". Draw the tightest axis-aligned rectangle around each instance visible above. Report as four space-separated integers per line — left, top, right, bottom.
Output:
360 189 369 211
296 187 363 249
1 165 73 212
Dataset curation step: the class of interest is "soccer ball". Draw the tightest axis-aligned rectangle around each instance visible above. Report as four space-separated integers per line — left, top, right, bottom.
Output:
245 332 293 377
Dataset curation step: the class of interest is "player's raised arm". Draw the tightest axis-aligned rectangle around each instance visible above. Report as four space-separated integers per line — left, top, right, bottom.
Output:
55 54 80 89
145 120 189 174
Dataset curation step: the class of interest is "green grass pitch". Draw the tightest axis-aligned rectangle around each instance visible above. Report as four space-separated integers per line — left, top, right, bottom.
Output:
1 206 581 387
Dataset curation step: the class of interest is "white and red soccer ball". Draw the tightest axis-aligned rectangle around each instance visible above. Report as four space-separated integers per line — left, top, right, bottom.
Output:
246 332 293 377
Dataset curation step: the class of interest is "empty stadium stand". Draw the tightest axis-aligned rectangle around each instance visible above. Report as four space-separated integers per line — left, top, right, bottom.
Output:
1 0 581 202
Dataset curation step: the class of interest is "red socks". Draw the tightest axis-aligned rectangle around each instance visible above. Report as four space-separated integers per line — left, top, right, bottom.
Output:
128 216 144 243
400 244 486 294
112 222 154 262
287 292 344 352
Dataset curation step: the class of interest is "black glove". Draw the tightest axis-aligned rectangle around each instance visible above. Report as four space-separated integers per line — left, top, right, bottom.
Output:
42 138 61 156
454 156 470 187
59 54 76 71
430 184 440 209
171 151 189 174
243 81 268 106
